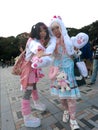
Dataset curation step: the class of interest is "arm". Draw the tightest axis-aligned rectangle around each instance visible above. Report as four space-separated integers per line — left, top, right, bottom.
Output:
36 36 56 58
64 36 75 56
45 37 56 54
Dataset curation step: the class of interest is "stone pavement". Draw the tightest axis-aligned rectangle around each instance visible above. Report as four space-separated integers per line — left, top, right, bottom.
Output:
0 66 98 130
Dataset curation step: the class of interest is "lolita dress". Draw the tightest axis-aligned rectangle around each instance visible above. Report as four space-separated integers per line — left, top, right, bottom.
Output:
50 45 81 99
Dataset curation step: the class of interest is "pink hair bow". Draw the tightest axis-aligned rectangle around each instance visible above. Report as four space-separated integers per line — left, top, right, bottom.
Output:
53 15 62 20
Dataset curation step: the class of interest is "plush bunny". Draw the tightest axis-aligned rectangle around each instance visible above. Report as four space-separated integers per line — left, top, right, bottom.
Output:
71 32 89 58
56 71 70 92
31 45 52 68
71 32 89 49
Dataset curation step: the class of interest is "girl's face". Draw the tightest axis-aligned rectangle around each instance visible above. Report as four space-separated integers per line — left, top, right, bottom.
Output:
39 26 47 39
51 24 61 38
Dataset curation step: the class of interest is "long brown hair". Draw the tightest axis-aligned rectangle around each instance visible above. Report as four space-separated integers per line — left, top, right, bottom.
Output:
30 22 50 48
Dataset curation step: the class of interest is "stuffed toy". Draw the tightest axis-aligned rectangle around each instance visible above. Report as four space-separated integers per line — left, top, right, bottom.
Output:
71 32 89 58
71 32 89 49
56 71 70 92
31 45 52 68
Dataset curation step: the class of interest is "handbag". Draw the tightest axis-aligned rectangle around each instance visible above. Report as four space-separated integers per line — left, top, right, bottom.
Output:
48 66 59 80
76 60 88 77
12 38 33 76
12 51 26 75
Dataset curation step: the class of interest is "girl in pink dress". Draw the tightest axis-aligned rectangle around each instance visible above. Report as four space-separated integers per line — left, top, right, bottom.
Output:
20 22 56 128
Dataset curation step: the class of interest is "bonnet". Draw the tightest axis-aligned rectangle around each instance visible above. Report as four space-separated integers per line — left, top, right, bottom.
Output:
49 16 68 37
49 16 74 56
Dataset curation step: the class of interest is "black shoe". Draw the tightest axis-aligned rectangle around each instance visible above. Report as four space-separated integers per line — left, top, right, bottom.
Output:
87 82 95 87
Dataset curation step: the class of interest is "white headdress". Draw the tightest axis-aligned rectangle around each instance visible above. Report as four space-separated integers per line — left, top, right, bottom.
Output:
49 16 74 55
49 16 68 37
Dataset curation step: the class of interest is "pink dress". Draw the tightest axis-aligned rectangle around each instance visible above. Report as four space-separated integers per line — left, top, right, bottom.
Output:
20 38 44 90
20 60 44 90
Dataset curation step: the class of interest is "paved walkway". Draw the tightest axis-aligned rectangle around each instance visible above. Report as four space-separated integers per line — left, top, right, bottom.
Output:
0 66 98 130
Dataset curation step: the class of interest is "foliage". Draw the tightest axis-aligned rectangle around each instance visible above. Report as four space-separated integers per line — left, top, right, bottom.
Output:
68 20 98 41
0 21 98 62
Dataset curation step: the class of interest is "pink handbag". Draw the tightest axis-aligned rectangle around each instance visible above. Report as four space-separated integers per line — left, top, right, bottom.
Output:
12 51 26 75
48 66 59 80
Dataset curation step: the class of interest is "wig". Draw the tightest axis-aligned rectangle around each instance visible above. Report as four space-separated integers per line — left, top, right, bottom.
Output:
49 16 74 56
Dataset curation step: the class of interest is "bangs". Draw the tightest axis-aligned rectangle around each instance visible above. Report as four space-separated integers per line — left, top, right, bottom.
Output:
40 25 47 30
51 22 60 29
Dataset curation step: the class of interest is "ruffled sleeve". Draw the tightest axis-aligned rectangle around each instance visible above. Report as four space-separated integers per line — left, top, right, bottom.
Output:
64 35 75 56
29 40 42 54
45 37 56 54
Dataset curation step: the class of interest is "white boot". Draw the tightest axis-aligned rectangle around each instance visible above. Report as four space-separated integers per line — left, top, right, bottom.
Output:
24 114 41 128
70 119 80 130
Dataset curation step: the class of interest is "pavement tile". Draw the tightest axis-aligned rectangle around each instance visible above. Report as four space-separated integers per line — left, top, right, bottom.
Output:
0 66 98 130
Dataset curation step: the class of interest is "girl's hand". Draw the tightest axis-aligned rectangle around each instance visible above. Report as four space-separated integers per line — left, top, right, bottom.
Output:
43 53 51 56
36 51 44 58
93 46 96 50
36 53 51 58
